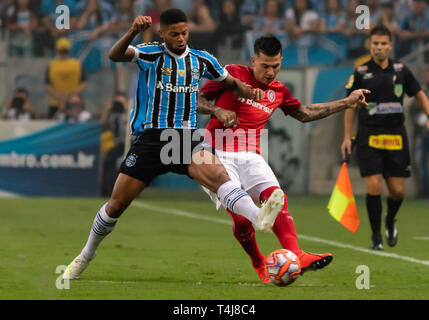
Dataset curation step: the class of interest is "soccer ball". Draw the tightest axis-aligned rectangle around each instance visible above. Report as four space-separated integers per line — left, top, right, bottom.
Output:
265 249 301 286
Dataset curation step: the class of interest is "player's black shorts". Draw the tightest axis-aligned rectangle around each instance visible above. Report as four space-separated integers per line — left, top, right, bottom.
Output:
119 128 213 185
356 125 411 178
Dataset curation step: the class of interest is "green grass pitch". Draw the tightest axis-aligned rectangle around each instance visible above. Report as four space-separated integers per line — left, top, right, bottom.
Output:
1 191 428 300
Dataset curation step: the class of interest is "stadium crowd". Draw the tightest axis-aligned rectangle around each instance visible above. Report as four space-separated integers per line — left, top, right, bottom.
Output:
0 0 428 60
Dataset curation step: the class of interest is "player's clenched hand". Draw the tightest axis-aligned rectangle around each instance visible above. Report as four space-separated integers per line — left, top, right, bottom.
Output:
249 88 265 101
346 89 371 109
214 107 239 128
130 16 152 33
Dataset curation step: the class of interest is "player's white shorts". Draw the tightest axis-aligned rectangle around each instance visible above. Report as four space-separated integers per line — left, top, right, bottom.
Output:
203 150 280 209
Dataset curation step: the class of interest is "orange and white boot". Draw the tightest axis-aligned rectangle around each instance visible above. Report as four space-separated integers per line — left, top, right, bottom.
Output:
295 251 333 275
253 264 270 283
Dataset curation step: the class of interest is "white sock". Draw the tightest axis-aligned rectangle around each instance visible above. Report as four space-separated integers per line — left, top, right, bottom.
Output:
81 203 118 260
217 181 259 224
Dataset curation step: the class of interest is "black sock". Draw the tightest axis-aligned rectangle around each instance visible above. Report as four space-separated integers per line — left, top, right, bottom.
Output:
386 197 403 224
366 194 382 240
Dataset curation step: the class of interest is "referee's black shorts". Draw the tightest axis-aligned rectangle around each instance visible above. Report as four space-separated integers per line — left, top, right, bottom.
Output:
356 125 411 178
119 128 213 185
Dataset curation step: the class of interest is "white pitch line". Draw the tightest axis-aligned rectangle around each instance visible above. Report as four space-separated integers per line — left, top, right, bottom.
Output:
414 237 429 241
132 201 429 267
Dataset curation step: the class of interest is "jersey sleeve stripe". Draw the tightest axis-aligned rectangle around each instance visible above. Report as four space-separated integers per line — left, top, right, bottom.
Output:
138 52 164 62
191 51 227 81
128 46 139 63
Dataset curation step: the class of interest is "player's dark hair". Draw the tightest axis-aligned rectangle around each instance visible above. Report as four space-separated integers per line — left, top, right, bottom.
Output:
370 25 392 41
254 36 282 57
160 8 188 26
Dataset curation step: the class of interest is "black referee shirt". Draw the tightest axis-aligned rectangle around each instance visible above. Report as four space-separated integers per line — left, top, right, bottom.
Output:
346 58 421 128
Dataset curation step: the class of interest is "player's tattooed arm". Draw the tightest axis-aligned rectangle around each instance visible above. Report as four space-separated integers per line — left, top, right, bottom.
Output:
289 100 348 122
197 92 238 127
109 16 152 62
289 89 370 122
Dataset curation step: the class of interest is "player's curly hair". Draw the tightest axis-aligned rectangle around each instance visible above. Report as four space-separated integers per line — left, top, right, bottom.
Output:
160 8 188 26
254 36 282 57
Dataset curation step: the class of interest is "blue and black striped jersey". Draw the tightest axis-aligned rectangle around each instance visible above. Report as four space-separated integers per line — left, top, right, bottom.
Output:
128 42 228 134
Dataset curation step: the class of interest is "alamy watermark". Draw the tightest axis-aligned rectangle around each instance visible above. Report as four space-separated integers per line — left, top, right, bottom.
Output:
355 265 371 290
54 4 371 31
152 128 270 174
55 265 70 290
55 5 70 30
356 5 371 30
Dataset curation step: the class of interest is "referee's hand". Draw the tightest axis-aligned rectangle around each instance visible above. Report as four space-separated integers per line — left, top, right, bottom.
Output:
131 16 152 33
341 138 352 161
346 89 371 109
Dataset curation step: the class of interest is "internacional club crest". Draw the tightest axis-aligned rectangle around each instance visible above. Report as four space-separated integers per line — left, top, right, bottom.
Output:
267 89 276 102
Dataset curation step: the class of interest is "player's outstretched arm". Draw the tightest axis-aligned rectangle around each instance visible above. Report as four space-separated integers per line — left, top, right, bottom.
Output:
109 16 152 62
220 74 265 101
288 89 370 123
197 92 238 127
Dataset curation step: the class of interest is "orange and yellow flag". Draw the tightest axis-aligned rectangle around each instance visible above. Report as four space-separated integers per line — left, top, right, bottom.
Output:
327 162 359 233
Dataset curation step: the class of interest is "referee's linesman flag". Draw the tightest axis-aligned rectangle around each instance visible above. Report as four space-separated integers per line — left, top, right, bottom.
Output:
327 162 360 233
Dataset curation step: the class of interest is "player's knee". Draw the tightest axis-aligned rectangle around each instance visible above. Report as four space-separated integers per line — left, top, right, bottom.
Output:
389 189 404 201
216 169 230 185
366 176 383 194
206 165 230 191
106 199 128 218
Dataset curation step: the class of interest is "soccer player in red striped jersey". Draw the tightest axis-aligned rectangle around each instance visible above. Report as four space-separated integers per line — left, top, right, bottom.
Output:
198 36 370 282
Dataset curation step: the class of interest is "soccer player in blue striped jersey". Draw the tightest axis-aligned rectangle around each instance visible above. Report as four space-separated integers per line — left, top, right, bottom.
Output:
63 9 286 280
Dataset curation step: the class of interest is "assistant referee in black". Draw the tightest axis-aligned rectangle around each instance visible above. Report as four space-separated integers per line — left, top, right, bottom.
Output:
341 25 429 250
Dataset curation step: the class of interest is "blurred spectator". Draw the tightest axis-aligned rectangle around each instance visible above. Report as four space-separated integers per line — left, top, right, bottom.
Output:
45 37 87 119
411 68 429 196
215 0 244 44
215 0 245 59
375 1 399 34
134 0 153 18
56 93 92 122
397 0 429 58
35 0 78 57
75 0 115 41
203 0 227 20
3 88 36 120
188 0 217 52
188 0 216 33
100 91 128 196
394 0 413 24
240 0 265 29
284 0 320 47
172 0 195 16
110 0 135 35
365 0 382 27
344 0 369 58
321 0 346 34
0 0 14 28
5 0 39 56
253 0 285 38
146 0 173 41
